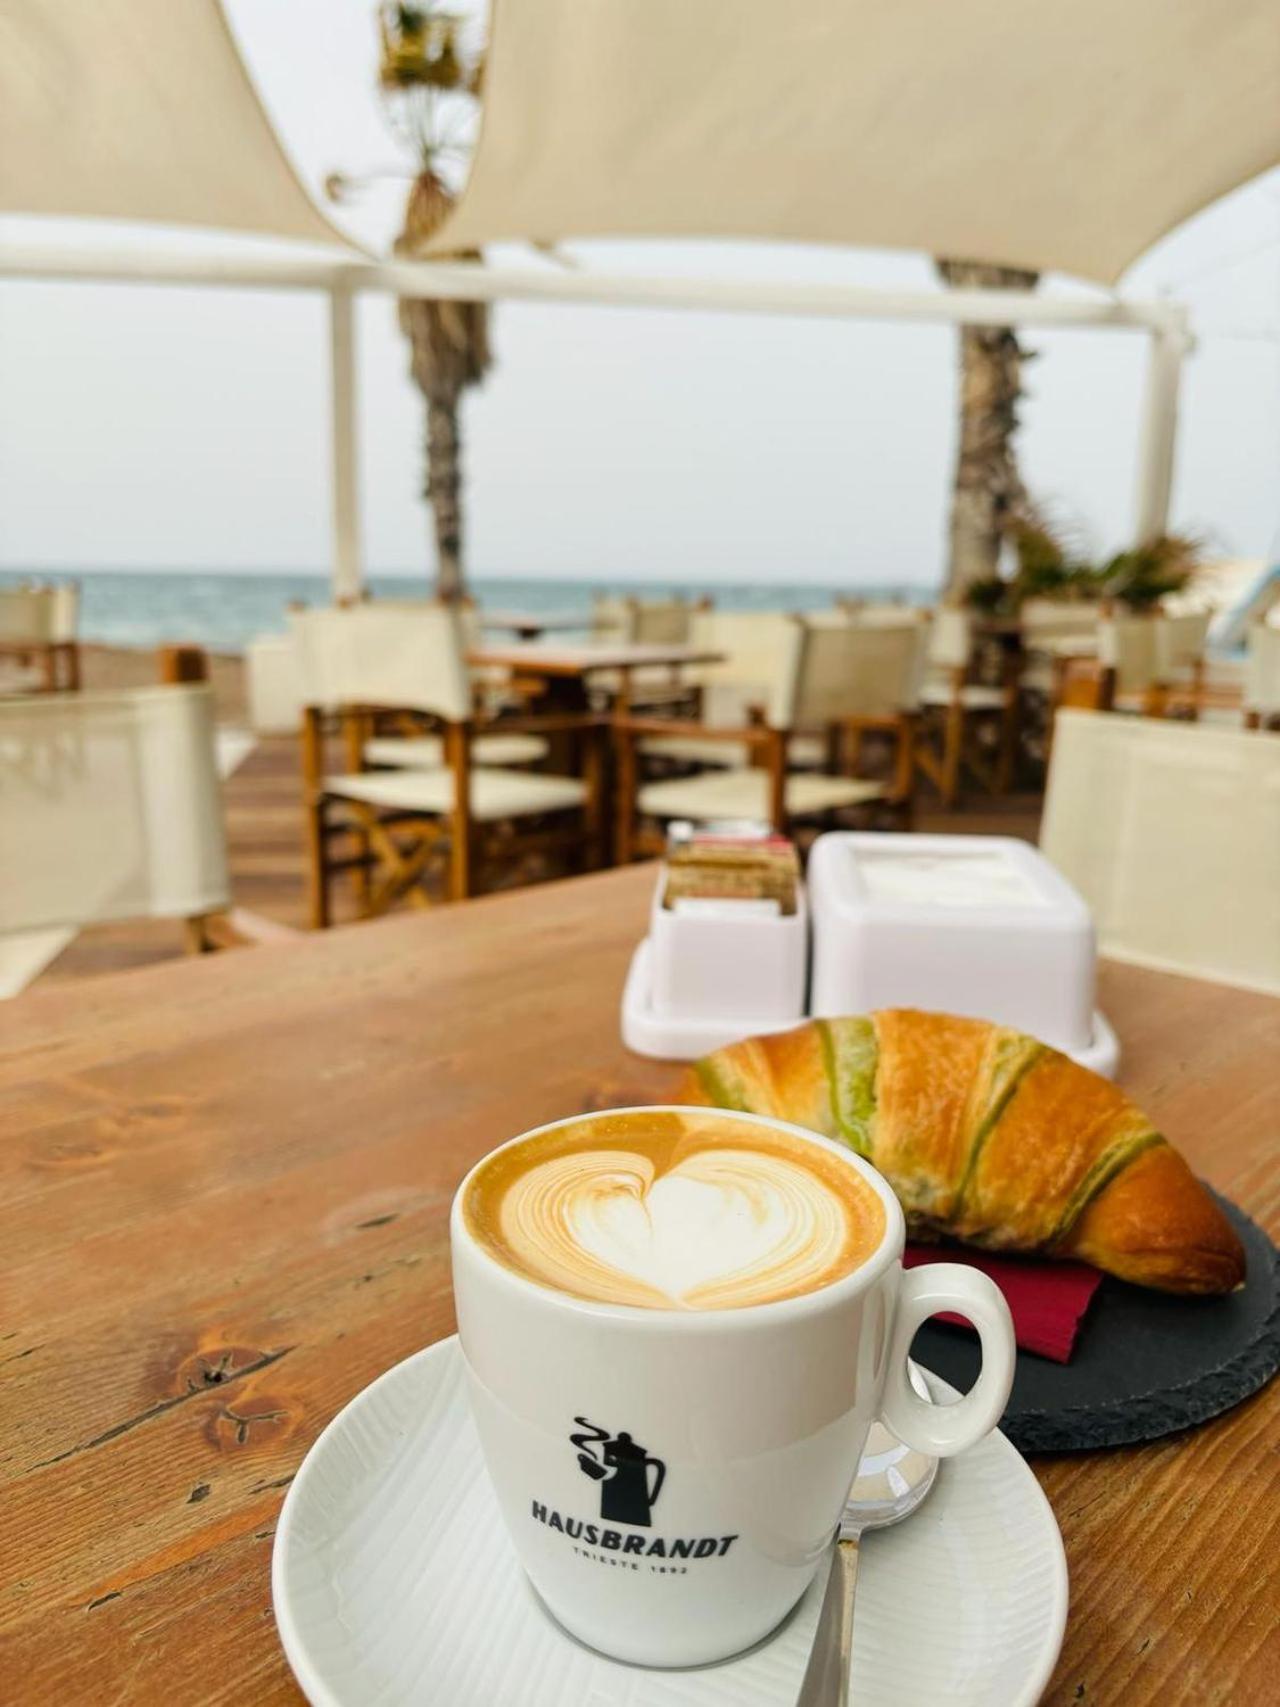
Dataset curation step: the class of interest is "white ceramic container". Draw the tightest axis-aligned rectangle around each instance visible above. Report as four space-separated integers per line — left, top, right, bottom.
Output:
648 867 808 1026
808 833 1099 1057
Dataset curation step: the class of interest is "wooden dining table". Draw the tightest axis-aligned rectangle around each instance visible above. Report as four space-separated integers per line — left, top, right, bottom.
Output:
1 863 1275 1705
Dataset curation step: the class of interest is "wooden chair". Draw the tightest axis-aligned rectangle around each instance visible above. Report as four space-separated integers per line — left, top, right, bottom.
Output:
0 584 80 693
914 607 1019 807
637 609 801 770
1150 609 1211 718
1097 609 1210 718
614 617 917 859
1041 709 1280 995
295 604 605 923
0 684 287 969
1243 623 1280 730
618 595 711 712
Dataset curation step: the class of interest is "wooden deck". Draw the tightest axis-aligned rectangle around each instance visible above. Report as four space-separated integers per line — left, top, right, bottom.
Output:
31 734 1046 988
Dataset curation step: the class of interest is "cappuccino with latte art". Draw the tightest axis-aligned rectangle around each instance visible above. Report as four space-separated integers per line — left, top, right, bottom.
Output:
453 1106 1014 1665
461 1109 885 1310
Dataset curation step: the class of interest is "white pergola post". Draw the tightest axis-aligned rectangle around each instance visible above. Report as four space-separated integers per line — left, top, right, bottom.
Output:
328 283 364 604
1132 313 1192 544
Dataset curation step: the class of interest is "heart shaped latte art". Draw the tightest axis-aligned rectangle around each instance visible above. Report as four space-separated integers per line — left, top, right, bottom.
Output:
497 1146 860 1309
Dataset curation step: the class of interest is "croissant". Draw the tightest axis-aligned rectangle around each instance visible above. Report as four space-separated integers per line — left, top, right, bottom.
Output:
681 1011 1245 1295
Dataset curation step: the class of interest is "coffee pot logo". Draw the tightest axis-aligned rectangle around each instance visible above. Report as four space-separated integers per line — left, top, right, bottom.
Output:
571 1416 666 1528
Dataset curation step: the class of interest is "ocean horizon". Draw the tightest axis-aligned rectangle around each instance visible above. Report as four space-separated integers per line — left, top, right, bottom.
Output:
0 568 932 654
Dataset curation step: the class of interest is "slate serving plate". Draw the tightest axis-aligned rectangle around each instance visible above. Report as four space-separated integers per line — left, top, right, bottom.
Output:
911 1193 1280 1454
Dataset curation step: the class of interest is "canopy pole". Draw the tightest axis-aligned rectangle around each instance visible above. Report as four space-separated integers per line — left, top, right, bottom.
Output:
328 284 364 604
1132 314 1191 543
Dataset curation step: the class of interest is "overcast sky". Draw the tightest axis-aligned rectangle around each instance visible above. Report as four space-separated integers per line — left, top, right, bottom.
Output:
1 0 1277 588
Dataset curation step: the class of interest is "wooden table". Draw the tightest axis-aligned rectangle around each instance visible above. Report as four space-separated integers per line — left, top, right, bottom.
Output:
1 865 1275 1705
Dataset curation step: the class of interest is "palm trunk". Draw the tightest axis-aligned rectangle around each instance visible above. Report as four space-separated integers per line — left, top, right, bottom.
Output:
424 390 464 602
937 259 1040 601
397 170 492 605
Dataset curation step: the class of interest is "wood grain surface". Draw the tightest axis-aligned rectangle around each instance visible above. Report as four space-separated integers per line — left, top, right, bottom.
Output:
1 864 1276 1705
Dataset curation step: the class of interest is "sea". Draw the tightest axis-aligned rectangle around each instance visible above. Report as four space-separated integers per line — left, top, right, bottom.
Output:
0 569 930 654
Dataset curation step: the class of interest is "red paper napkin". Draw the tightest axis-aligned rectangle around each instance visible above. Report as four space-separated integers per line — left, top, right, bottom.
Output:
903 1244 1103 1363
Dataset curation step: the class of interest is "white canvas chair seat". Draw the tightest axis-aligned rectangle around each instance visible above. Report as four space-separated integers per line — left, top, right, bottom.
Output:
363 732 548 769
637 767 883 822
919 679 1007 711
639 730 827 769
325 765 587 824
1030 633 1100 658
1041 710 1280 995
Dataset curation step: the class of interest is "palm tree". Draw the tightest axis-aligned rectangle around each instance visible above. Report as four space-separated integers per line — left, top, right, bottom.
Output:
379 5 492 603
935 259 1040 601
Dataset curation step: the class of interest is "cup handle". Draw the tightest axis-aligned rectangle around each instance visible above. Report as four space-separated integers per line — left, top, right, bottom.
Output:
880 1263 1015 1458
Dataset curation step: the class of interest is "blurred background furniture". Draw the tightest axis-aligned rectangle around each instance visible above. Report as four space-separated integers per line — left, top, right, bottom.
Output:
1041 708 1280 995
1149 609 1212 717
615 616 915 856
1243 623 1280 730
0 683 285 966
0 582 81 693
295 604 604 920
915 607 1019 807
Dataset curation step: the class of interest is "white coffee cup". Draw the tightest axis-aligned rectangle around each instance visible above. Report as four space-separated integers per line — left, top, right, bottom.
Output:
451 1107 1015 1668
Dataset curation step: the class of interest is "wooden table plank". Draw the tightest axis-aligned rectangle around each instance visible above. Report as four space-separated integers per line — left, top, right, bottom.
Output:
1 864 1276 1705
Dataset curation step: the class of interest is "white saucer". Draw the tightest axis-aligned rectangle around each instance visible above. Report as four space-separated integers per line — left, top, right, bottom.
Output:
273 1338 1067 1707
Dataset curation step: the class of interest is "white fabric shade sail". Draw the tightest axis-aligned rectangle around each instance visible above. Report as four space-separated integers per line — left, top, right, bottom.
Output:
435 0 1280 284
0 0 346 248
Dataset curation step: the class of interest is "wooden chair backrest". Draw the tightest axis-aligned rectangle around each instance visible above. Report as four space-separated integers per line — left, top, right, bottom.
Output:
0 684 230 937
1041 709 1280 995
291 604 472 721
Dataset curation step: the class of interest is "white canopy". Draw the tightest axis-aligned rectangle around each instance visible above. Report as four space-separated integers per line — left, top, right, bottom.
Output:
434 0 1280 284
0 0 346 248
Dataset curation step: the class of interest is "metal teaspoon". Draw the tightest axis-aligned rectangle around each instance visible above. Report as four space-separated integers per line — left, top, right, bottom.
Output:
794 1362 939 1707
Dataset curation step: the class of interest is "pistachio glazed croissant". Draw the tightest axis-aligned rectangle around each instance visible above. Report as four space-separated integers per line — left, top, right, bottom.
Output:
682 1012 1245 1294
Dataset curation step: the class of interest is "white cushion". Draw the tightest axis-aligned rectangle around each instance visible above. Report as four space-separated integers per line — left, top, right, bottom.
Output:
637 767 883 822
1030 634 1098 658
364 732 548 769
919 682 1008 711
325 766 585 822
640 731 826 768
640 734 747 767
